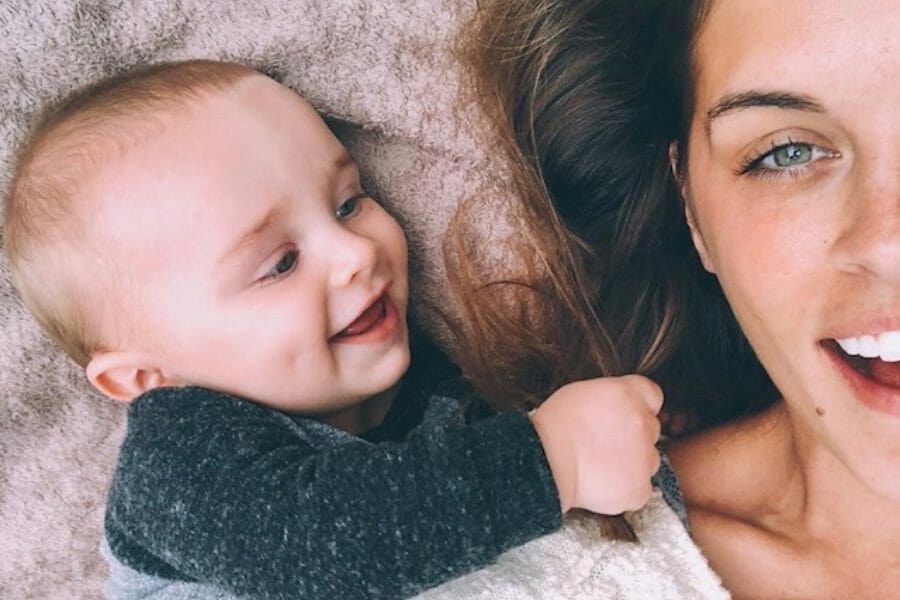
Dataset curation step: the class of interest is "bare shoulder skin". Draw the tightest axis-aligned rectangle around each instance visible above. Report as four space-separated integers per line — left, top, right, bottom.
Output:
670 404 900 599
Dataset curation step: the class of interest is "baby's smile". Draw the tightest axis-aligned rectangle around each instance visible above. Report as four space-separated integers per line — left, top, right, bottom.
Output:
330 292 401 344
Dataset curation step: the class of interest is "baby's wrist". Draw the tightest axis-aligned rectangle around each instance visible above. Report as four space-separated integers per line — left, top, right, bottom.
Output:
528 408 575 513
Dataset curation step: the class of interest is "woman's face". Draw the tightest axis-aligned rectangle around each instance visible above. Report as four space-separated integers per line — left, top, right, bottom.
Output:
682 0 900 496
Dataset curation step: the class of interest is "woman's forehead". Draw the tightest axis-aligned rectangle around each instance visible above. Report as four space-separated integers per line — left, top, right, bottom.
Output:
693 0 898 113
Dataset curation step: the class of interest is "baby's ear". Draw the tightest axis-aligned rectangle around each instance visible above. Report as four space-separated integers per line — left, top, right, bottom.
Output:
85 351 176 403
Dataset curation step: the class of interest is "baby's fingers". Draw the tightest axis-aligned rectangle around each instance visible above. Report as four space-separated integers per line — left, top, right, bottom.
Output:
623 374 664 414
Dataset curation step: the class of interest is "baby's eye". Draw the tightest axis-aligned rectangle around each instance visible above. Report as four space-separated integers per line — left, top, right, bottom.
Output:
336 195 364 220
262 249 299 281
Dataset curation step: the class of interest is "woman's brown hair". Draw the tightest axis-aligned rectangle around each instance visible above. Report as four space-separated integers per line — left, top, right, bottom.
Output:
449 0 776 428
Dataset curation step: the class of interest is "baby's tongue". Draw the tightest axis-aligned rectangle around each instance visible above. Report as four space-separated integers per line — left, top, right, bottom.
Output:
339 299 384 337
870 359 900 389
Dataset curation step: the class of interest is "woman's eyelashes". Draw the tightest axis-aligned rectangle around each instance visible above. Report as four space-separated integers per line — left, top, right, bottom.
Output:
738 139 840 180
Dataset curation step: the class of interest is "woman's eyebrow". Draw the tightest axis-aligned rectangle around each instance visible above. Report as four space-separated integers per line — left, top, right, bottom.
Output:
705 90 825 133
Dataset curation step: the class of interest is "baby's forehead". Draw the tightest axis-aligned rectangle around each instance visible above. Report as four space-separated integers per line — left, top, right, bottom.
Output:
67 94 245 240
44 109 187 219
63 75 343 245
35 108 199 256
35 90 209 192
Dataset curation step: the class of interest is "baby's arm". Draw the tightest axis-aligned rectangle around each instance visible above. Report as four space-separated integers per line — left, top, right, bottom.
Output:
106 386 559 600
106 376 661 600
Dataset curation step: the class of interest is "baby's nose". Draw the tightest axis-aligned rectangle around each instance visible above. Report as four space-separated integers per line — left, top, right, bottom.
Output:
327 231 378 288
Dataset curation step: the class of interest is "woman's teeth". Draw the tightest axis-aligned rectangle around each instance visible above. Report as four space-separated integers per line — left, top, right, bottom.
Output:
836 330 900 362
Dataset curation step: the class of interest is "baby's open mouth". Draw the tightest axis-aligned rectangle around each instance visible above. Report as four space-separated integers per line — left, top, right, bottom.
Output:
827 332 900 390
333 296 387 339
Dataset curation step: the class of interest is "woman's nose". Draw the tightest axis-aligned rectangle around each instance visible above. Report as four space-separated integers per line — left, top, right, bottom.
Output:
325 228 378 288
833 161 900 282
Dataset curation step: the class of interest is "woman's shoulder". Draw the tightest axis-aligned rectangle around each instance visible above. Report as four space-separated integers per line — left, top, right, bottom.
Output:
667 404 803 594
668 404 787 518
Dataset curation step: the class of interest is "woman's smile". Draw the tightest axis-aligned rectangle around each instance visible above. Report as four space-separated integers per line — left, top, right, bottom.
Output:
825 328 900 415
835 330 900 363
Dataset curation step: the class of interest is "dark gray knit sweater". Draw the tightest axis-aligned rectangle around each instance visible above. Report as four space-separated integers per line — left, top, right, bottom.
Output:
104 360 561 600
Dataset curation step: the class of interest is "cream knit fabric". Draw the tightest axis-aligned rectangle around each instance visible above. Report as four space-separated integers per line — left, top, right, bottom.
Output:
420 491 728 600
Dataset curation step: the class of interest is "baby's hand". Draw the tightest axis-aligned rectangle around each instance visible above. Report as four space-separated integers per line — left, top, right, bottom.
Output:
529 375 662 515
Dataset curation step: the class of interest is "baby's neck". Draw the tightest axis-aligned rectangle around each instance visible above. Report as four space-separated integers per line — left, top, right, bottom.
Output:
318 383 400 435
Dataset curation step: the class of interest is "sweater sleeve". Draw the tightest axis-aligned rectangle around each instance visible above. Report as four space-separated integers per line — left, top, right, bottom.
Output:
105 387 561 600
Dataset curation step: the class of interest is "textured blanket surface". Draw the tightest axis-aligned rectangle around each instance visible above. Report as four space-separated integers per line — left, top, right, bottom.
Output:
421 491 729 600
0 1 727 598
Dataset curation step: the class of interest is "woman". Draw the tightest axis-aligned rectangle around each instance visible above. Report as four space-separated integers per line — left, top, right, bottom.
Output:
667 0 900 596
462 0 900 596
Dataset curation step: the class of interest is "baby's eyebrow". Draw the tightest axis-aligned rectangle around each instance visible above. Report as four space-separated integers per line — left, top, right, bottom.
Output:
217 207 281 268
332 150 355 172
216 151 354 269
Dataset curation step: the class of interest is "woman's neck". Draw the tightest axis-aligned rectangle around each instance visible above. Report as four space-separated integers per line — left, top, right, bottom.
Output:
670 402 900 596
780 403 900 548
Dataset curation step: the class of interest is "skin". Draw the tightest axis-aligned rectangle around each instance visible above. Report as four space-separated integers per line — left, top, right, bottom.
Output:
83 74 411 433
669 0 900 597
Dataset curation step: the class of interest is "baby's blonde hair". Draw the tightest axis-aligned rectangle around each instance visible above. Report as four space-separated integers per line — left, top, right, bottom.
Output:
4 59 257 366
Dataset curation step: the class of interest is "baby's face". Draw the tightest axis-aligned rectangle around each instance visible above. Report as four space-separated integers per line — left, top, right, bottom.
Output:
85 75 410 420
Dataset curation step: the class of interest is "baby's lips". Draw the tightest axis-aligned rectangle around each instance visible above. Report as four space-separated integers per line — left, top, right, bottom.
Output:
334 296 386 338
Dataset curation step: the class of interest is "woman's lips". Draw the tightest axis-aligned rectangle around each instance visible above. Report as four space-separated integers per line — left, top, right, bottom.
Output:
330 295 399 344
825 340 900 415
871 359 900 388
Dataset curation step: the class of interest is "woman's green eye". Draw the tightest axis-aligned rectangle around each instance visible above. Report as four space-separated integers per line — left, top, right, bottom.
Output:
741 141 837 177
336 196 362 219
767 143 813 168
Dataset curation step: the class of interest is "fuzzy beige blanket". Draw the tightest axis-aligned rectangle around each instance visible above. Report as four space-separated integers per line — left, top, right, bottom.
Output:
0 1 727 598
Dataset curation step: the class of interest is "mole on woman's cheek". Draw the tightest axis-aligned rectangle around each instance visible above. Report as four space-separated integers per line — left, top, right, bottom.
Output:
815 407 826 417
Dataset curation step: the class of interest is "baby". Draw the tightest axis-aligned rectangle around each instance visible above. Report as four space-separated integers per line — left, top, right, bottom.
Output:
4 60 663 599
